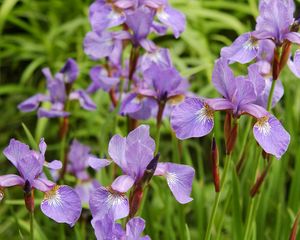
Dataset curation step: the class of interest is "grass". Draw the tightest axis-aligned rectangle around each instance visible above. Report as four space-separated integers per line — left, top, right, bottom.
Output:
1 0 300 239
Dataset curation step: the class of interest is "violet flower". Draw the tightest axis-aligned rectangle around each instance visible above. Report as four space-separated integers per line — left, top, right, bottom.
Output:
288 50 300 78
89 0 135 33
120 64 188 120
0 138 82 226
89 125 194 220
18 59 96 118
143 0 186 38
221 0 300 64
171 58 290 158
92 213 150 240
125 7 156 52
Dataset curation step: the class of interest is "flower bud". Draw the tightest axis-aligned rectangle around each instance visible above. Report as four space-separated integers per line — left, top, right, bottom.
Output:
250 162 271 197
24 180 34 213
129 185 143 219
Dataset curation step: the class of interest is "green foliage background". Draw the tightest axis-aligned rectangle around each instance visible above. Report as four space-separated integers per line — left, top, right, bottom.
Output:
1 0 300 239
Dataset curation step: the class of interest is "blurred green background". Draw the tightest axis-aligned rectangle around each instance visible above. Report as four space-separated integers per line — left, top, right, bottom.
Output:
1 0 300 239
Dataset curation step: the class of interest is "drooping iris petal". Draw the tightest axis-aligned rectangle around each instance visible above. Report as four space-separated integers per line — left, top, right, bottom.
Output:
126 125 155 153
69 90 97 111
212 58 236 100
170 97 215 140
41 185 82 226
111 175 135 192
89 186 129 220
83 31 114 60
221 32 259 64
18 94 49 112
108 135 128 171
141 48 172 72
157 6 185 38
154 162 195 204
32 178 55 192
3 139 31 167
0 174 25 187
126 217 149 240
253 115 290 159
88 157 111 170
59 58 79 83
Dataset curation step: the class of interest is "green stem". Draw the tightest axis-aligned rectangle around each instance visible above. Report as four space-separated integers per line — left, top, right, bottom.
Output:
30 211 34 240
243 148 261 240
155 102 166 154
204 153 232 240
267 80 276 111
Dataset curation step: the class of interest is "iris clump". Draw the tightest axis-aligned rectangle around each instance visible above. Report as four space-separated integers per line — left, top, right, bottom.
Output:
2 0 300 239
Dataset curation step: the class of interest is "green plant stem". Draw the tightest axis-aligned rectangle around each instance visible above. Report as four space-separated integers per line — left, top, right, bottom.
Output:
243 148 261 240
155 102 166 154
267 80 276 111
204 153 232 240
30 211 34 240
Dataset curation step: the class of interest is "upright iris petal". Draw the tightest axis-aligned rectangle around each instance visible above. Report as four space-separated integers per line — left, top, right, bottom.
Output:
41 185 82 226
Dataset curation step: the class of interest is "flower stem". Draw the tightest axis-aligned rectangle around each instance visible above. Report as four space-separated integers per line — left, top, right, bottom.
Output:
155 102 166 154
30 211 34 240
243 148 261 239
204 153 232 240
267 80 276 111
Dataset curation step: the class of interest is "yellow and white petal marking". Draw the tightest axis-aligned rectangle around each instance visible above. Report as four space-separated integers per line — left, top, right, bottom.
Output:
166 172 179 186
255 116 271 136
44 185 63 207
243 37 258 51
157 7 169 21
196 103 214 123
106 187 126 207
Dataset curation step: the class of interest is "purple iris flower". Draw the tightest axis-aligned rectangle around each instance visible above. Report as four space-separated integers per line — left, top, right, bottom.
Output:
125 7 156 52
87 65 122 93
171 58 290 159
18 59 96 118
67 139 110 181
89 125 194 220
143 0 186 38
84 30 129 62
89 0 136 33
0 138 82 226
221 0 300 64
254 0 300 45
120 64 188 120
92 213 150 240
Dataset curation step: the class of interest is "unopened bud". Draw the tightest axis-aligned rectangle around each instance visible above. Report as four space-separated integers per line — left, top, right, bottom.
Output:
289 211 300 240
24 181 34 213
279 41 292 74
225 120 238 155
250 162 271 197
141 153 160 186
129 185 143 218
211 137 220 192
272 47 280 80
